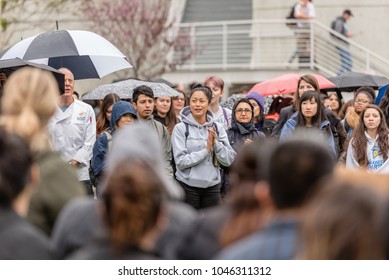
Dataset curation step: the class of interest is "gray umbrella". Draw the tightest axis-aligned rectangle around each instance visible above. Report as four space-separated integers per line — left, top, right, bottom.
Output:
82 79 180 100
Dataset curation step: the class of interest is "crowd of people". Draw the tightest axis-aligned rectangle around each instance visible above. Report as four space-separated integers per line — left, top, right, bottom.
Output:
1 66 389 260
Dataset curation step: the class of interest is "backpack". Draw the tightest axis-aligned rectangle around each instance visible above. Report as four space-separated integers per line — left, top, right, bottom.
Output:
172 122 221 178
330 19 338 39
330 18 346 43
285 3 297 28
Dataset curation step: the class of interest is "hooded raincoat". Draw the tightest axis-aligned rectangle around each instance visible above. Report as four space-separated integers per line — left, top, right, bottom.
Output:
92 101 137 178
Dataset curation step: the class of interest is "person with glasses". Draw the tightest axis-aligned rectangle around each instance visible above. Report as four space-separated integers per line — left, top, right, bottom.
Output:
227 99 266 153
341 86 375 137
222 99 266 196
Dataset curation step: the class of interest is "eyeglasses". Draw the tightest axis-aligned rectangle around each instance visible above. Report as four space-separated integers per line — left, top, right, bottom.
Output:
355 99 370 104
235 108 252 114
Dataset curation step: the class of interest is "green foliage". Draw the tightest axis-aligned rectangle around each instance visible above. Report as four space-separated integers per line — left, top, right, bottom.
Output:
0 18 7 31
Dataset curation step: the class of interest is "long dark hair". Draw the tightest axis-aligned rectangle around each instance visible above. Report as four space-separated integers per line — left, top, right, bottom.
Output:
293 74 320 111
328 92 343 116
96 93 120 136
154 96 179 135
352 105 389 166
297 90 327 128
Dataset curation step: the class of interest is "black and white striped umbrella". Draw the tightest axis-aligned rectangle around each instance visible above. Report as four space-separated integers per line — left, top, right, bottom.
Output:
0 30 132 80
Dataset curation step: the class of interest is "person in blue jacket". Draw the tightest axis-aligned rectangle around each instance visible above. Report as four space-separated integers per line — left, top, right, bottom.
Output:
280 90 337 159
92 101 137 193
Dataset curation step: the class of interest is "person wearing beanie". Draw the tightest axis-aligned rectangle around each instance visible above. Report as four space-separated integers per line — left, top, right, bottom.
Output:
245 92 265 132
92 101 137 191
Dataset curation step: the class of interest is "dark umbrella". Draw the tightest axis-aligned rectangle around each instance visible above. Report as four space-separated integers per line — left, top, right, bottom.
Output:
0 30 132 80
0 57 64 92
327 72 389 91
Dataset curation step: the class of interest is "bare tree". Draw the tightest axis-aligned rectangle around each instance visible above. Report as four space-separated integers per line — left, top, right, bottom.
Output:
80 0 194 80
0 0 71 51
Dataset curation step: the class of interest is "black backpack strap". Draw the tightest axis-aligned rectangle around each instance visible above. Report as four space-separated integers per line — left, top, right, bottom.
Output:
184 122 189 139
212 122 219 136
184 122 219 140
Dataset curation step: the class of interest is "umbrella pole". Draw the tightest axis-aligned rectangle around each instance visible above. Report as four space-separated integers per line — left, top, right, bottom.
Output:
56 20 59 31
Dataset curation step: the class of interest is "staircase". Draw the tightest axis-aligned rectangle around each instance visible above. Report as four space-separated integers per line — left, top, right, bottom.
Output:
165 18 389 87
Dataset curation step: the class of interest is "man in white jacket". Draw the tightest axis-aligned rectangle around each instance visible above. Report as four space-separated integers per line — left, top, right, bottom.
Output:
48 68 96 196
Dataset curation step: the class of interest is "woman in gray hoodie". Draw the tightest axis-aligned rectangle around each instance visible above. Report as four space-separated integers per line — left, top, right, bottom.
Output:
171 85 236 210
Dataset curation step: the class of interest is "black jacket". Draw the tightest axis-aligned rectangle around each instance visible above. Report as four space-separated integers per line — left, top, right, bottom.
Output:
0 209 51 259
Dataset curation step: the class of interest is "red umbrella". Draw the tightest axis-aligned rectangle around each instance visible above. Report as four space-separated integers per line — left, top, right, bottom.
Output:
249 74 336 96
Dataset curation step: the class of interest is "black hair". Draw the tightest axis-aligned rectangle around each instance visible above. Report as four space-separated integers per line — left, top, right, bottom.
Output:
0 128 33 208
189 84 212 103
297 90 327 127
354 86 375 104
269 136 334 209
132 85 154 103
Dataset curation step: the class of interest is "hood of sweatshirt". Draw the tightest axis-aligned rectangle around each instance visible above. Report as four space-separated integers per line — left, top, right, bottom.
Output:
179 106 214 128
109 101 137 130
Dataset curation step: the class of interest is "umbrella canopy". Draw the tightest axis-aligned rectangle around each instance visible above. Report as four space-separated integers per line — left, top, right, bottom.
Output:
82 79 180 100
220 93 246 110
327 72 389 91
249 73 336 96
0 30 132 80
0 57 64 92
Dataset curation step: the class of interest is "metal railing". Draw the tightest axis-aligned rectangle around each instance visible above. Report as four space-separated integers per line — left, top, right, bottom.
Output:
174 19 389 77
